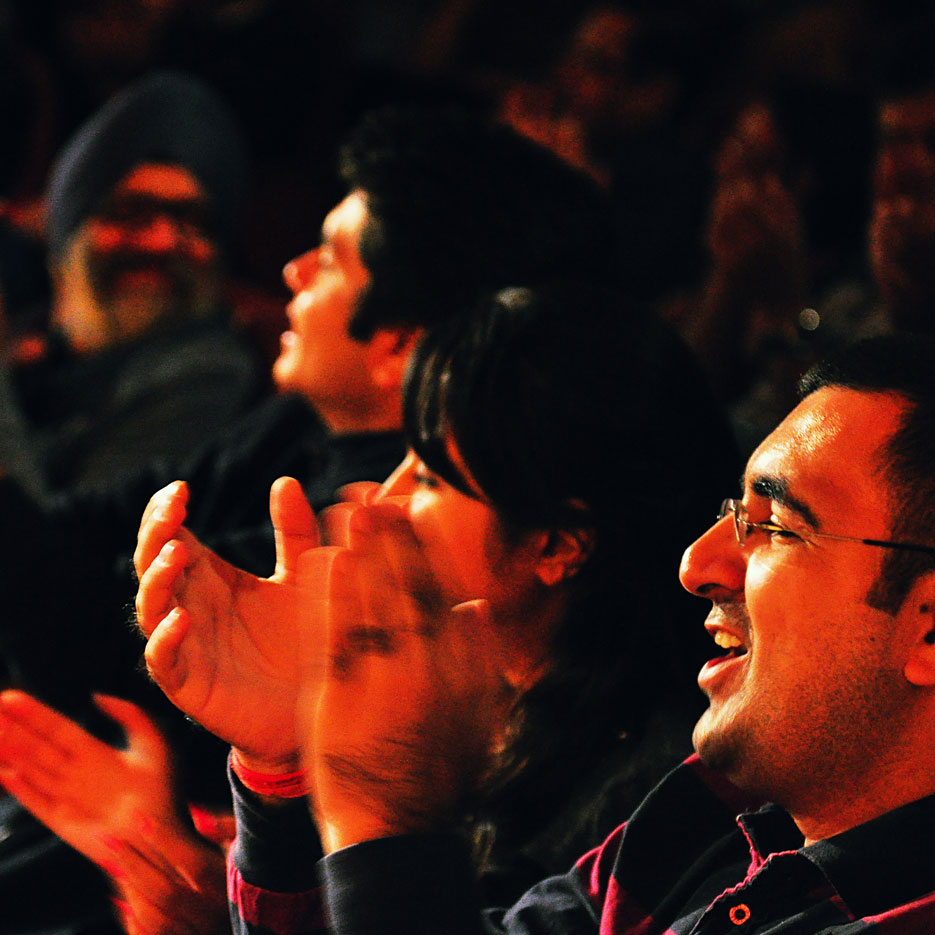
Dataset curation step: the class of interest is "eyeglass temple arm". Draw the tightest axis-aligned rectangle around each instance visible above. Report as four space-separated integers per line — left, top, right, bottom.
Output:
854 537 935 555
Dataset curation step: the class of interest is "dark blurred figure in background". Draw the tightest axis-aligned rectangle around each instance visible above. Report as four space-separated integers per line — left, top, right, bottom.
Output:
810 13 935 358
5 70 263 495
496 5 725 312
868 15 935 334
681 82 875 454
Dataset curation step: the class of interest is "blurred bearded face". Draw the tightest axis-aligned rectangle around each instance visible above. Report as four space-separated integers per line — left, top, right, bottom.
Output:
58 163 221 350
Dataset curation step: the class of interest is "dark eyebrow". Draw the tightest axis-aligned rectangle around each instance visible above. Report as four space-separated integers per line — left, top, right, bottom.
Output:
749 475 820 528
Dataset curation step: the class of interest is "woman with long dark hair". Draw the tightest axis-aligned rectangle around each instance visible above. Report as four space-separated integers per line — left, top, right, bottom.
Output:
1 282 738 931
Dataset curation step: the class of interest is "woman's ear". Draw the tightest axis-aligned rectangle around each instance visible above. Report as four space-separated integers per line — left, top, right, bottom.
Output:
534 525 594 588
901 572 935 687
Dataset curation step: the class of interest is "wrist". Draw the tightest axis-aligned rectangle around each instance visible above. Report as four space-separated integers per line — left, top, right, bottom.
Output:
229 748 309 799
230 746 300 775
320 815 408 855
316 796 458 855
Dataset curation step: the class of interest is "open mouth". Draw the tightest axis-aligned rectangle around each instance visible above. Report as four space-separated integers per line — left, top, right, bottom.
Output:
712 630 748 658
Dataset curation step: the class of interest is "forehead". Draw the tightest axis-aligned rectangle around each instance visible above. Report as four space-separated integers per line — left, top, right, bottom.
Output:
323 190 369 245
746 387 907 525
111 163 205 201
879 89 935 137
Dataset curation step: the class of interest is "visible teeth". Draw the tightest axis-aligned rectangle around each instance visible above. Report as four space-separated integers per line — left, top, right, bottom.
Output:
713 631 743 650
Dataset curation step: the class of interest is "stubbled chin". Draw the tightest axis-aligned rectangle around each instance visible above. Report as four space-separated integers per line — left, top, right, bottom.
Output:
692 706 736 774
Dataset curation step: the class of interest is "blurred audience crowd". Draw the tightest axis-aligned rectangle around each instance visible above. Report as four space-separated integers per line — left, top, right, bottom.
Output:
0 1 933 933
0 0 934 458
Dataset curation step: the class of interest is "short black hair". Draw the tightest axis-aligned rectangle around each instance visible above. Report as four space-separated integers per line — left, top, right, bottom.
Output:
338 106 615 340
799 333 935 612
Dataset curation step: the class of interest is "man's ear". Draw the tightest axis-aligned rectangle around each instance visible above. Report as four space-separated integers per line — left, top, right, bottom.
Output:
367 327 423 389
534 524 594 588
901 571 935 687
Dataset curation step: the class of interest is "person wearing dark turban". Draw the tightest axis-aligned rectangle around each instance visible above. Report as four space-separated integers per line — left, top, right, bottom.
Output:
10 70 261 494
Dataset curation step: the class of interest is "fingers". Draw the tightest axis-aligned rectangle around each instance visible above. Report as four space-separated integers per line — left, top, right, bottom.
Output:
0 690 107 773
321 505 440 687
134 481 189 580
337 480 382 505
295 544 341 595
0 692 110 830
106 831 228 935
135 539 189 637
321 548 368 684
143 608 191 698
319 501 357 547
91 696 170 770
347 502 445 629
270 476 321 580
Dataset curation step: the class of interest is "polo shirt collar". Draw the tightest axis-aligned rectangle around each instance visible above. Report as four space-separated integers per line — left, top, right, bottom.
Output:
739 795 935 918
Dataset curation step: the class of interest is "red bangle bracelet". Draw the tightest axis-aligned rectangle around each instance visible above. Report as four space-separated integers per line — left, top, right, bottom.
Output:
230 749 310 799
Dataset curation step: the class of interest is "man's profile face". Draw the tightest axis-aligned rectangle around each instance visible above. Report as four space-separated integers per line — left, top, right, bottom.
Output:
870 89 935 323
273 190 374 419
678 387 917 807
58 162 220 348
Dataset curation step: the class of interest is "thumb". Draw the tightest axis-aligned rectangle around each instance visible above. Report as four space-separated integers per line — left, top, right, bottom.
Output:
91 695 170 767
271 476 320 581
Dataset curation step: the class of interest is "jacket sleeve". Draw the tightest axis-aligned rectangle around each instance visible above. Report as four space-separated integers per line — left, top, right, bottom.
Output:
228 761 613 935
228 765 328 935
320 833 604 935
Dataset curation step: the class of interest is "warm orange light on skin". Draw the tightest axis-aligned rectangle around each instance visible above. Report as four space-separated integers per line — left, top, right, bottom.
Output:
375 441 570 690
680 387 935 844
52 162 220 353
273 190 408 435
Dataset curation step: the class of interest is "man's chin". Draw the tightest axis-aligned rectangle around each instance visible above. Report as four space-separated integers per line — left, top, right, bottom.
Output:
692 708 738 774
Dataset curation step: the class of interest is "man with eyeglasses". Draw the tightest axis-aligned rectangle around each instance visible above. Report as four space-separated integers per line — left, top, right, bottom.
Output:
296 332 935 934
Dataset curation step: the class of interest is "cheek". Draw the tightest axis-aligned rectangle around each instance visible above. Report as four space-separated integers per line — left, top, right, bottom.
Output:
743 552 808 658
408 497 495 599
181 236 216 265
88 225 128 252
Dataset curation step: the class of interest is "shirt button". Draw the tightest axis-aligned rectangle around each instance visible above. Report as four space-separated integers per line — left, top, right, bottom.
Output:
729 903 751 926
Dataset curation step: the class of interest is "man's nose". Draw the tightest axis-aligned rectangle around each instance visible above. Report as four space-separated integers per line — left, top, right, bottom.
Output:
678 511 746 600
282 249 317 294
134 214 183 252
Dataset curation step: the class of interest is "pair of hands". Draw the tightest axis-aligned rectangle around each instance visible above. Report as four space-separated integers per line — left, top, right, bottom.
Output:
134 477 514 851
0 690 228 935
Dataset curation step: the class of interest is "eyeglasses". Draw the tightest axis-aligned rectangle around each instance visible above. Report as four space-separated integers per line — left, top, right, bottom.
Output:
718 498 935 554
96 194 213 239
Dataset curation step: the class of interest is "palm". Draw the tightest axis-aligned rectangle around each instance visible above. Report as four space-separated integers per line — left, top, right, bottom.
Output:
164 544 310 758
303 501 511 851
0 694 180 866
136 477 322 765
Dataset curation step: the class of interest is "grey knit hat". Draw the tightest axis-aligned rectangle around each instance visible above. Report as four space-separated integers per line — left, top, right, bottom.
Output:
46 70 248 257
